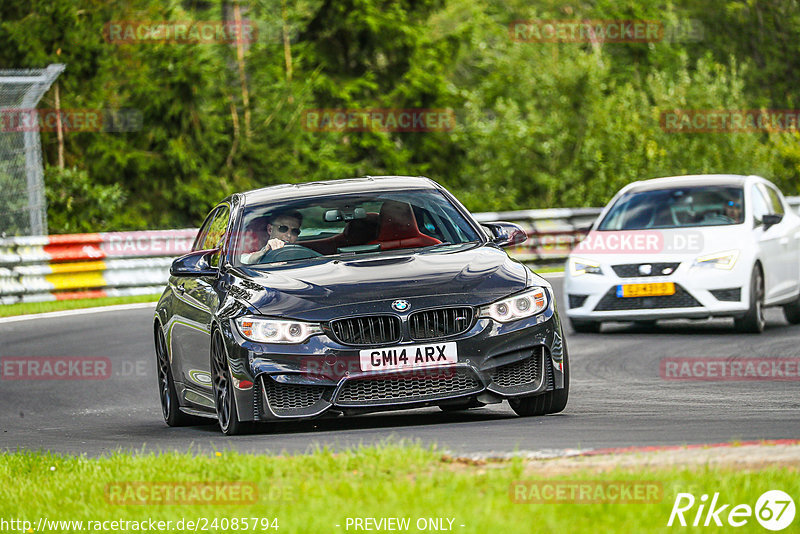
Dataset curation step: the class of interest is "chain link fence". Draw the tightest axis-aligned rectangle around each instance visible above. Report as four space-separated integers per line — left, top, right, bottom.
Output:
0 64 64 237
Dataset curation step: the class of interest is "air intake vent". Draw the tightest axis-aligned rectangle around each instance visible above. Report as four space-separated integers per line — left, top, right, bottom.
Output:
409 307 474 340
612 263 680 278
262 377 326 416
335 368 482 406
710 288 741 302
329 315 401 346
490 353 541 388
594 284 701 310
568 294 588 309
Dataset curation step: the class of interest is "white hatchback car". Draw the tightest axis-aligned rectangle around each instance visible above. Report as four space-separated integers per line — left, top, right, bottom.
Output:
564 174 800 333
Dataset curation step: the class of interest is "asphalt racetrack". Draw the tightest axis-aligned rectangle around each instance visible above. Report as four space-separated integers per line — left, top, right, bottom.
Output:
2 276 799 456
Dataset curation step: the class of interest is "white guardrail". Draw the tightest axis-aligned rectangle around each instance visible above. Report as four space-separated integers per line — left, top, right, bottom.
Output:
2 199 799 304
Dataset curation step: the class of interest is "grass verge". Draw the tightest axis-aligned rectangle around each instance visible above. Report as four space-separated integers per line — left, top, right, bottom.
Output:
1 444 796 533
532 265 565 274
0 294 160 318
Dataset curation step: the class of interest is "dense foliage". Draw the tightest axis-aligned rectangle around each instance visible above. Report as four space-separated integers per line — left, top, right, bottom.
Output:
1 0 799 232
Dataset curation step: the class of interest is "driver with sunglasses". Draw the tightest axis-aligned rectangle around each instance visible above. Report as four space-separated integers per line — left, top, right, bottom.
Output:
240 210 303 264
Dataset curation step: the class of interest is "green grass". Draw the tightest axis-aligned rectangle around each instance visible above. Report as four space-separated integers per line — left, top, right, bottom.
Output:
0 294 160 318
531 265 565 274
1 444 796 533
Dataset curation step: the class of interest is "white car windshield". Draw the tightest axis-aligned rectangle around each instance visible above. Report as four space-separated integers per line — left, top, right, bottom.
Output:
597 186 745 230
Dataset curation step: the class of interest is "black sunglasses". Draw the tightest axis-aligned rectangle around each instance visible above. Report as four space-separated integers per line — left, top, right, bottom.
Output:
276 225 301 236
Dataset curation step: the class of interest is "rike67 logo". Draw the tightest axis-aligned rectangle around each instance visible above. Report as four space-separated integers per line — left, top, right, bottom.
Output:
668 490 795 531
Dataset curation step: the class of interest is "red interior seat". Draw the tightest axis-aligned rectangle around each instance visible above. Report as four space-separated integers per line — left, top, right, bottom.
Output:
368 200 440 250
300 213 380 254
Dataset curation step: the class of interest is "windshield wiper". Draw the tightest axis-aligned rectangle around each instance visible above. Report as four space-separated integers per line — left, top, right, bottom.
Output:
423 241 481 250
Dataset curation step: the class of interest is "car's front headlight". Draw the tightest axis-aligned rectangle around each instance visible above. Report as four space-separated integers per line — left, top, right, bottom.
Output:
479 287 548 323
568 256 603 276
693 250 739 270
234 316 322 343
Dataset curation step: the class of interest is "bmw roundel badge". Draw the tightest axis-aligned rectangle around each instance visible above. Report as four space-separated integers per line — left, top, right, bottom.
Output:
392 299 411 312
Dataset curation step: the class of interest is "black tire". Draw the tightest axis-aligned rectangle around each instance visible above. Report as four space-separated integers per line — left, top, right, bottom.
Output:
734 265 765 334
509 339 570 416
211 330 250 435
569 319 601 333
154 325 207 427
782 296 800 324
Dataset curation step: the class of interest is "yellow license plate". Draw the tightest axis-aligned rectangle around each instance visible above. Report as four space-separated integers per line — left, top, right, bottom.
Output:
616 283 675 298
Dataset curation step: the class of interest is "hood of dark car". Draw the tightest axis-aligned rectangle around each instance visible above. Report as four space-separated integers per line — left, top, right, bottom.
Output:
230 244 529 321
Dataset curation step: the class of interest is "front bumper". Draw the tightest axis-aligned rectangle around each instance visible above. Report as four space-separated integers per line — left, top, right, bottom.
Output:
565 257 752 321
224 306 566 422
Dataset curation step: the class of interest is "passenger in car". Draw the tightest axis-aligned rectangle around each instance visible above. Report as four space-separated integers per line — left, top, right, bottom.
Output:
236 216 269 261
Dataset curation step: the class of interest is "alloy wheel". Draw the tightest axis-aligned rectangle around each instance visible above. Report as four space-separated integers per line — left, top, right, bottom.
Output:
155 329 171 421
211 331 232 432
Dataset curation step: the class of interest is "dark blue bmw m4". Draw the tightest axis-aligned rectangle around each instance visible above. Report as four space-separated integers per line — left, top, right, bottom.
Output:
154 176 569 434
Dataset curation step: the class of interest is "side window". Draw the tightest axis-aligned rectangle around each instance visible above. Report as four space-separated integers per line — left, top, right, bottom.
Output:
413 206 445 241
192 208 219 252
761 184 785 215
206 206 230 267
750 185 771 221
202 206 230 249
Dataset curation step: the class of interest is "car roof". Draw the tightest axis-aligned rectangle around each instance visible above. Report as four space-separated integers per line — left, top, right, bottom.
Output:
239 176 438 205
624 174 754 193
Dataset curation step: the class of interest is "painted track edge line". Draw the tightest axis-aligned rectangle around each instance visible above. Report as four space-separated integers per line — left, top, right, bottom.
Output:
0 301 158 324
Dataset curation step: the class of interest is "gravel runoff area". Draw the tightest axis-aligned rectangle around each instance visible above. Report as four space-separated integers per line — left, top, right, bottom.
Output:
445 439 800 473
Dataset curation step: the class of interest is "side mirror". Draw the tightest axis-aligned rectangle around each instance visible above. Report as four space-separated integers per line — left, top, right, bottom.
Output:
761 213 783 229
482 222 528 248
170 249 219 277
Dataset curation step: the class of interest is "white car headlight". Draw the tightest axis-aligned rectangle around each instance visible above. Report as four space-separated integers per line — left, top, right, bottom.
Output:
693 250 739 270
234 316 322 343
568 256 603 276
480 287 548 323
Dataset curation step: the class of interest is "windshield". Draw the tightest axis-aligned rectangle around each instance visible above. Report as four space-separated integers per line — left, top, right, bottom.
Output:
597 186 745 230
233 189 481 266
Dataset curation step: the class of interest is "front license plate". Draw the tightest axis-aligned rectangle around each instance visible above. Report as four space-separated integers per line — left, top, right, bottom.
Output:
359 342 458 372
616 282 676 298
